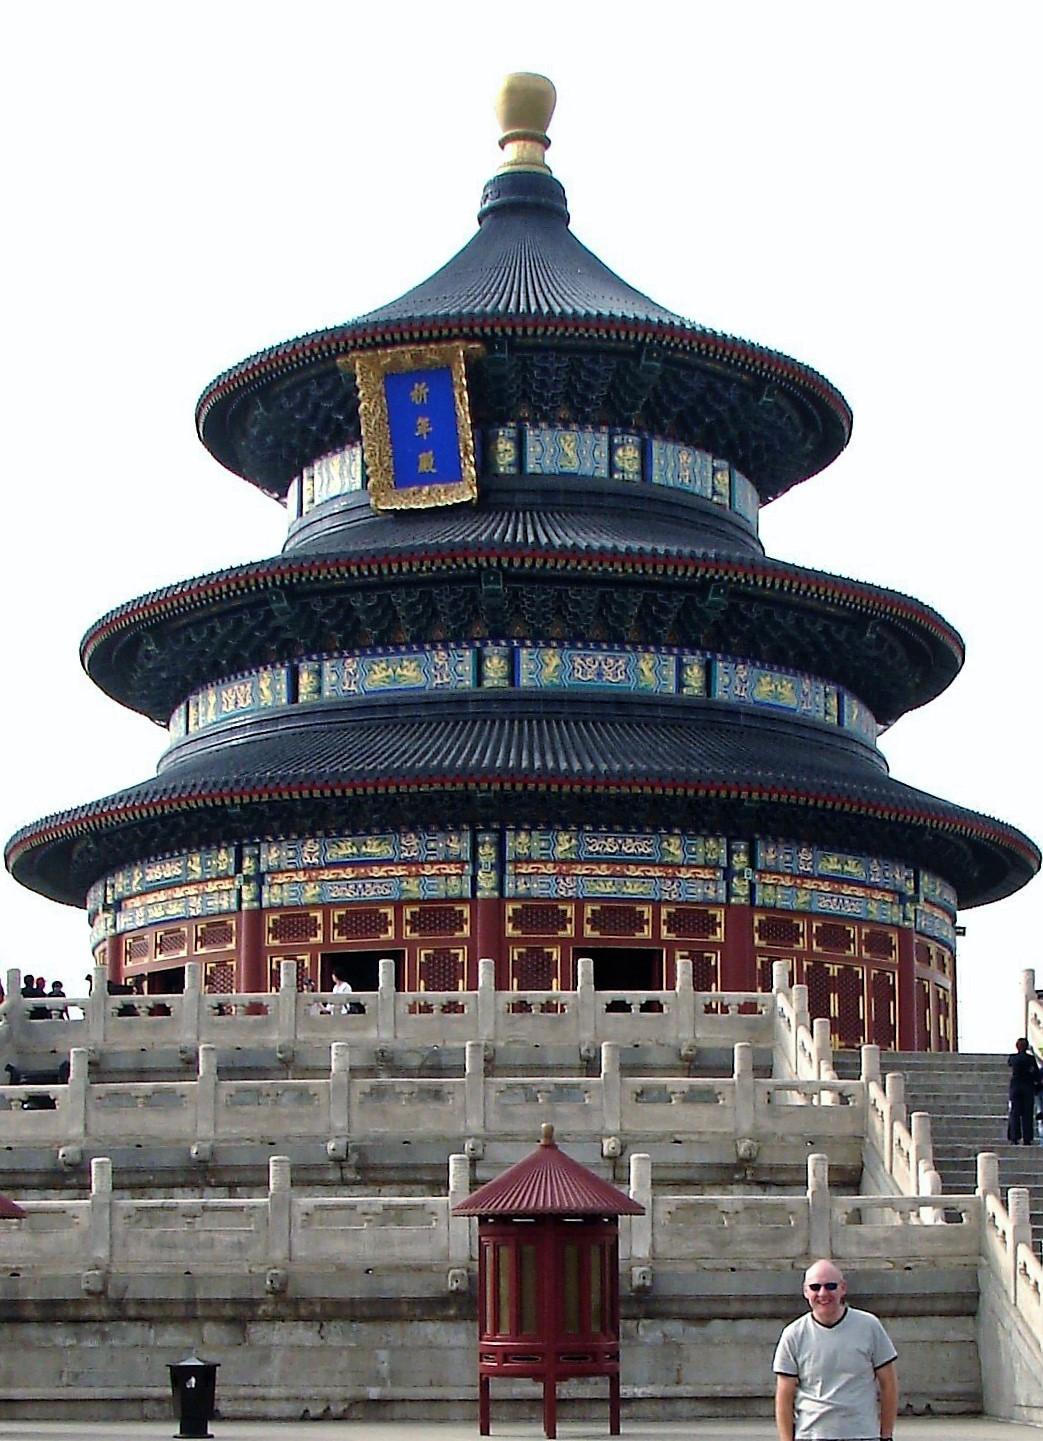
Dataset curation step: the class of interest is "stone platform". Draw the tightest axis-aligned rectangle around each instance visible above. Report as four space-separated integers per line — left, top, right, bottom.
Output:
0 1418 1038 1439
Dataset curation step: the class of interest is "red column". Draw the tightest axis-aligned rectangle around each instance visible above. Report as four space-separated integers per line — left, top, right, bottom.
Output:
896 927 917 1051
238 907 266 993
475 897 504 988
105 933 121 986
723 904 757 991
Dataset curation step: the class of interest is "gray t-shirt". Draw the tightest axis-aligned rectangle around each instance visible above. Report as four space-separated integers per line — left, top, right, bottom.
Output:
773 1306 897 1440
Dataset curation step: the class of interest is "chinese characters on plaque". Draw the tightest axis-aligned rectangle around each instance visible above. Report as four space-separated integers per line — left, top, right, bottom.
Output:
343 342 483 511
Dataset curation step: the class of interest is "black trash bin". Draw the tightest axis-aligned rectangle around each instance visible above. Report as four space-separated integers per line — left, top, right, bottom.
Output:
168 1354 219 1438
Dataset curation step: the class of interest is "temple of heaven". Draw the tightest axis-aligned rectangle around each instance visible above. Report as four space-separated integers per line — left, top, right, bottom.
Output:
6 73 1037 1051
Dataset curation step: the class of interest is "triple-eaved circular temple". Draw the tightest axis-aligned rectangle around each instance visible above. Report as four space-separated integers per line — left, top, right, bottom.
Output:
6 74 1037 1051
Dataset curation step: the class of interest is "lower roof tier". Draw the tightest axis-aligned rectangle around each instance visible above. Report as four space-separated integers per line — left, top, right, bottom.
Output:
7 697 1037 910
80 543 964 728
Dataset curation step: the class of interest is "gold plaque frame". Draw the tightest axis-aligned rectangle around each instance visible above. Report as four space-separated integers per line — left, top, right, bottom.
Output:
342 342 484 512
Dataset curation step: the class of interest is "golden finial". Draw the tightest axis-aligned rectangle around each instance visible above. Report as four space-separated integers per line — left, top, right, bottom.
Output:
540 1123 556 1146
495 72 556 173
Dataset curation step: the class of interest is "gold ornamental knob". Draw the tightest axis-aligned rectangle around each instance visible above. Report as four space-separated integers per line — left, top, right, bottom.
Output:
495 72 556 173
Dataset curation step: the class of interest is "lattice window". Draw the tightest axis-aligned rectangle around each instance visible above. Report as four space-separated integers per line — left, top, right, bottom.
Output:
680 950 719 992
803 961 831 1023
915 939 931 966
510 946 559 990
267 911 321 945
861 927 896 961
195 918 235 952
332 907 394 941
269 955 307 991
404 905 469 939
125 935 150 963
833 964 864 1049
157 927 188 957
205 961 235 995
506 903 573 938
812 921 856 956
936 986 952 1050
916 979 931 1047
419 947 465 992
935 947 953 980
755 915 805 948
662 907 722 941
583 904 652 939
870 968 897 1050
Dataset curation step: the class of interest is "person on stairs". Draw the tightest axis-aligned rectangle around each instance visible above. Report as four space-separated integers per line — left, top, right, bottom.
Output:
1007 1036 1041 1145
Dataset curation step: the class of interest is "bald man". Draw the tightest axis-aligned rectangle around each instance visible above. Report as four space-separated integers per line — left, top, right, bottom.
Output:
773 1259 898 1441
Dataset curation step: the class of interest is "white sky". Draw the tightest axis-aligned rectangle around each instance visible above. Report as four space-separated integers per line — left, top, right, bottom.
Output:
1 2 1038 1051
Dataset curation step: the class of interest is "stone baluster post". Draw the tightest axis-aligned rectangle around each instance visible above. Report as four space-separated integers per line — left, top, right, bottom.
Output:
193 1045 217 1159
675 956 694 1046
919 1167 944 1225
1008 1187 1032 1304
771 960 791 997
447 1152 472 1265
812 1017 834 1083
88 1156 113 1272
3 969 26 1048
860 1044 880 1085
277 959 298 1062
87 964 108 1054
465 1040 485 1135
629 1152 652 1261
807 1153 831 1259
477 958 496 1048
792 984 810 1076
576 956 595 1051
179 961 203 1060
267 1156 292 1270
329 1043 350 1137
65 1047 89 1145
601 1042 621 1135
976 1152 1000 1198
377 958 396 1042
910 1111 933 1194
734 1041 755 1138
1022 969 1037 1046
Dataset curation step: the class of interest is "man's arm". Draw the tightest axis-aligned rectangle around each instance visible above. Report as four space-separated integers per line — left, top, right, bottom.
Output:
774 1373 798 1441
876 1359 898 1438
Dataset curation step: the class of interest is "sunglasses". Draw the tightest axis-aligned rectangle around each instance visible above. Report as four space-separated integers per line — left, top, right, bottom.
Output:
806 1282 840 1292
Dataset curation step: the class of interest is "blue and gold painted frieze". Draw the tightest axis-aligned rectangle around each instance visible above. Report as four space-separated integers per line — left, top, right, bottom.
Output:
322 648 476 698
754 877 904 924
919 870 958 918
517 646 675 694
187 668 290 734
505 828 726 901
110 847 238 902
507 828 728 867
508 869 726 902
264 870 471 907
916 901 957 947
288 425 762 532
522 426 609 478
261 830 470 871
755 840 914 895
170 643 881 754
117 882 240 932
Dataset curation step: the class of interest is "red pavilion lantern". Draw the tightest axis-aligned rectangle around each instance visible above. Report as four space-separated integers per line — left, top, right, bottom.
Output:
453 1124 645 1438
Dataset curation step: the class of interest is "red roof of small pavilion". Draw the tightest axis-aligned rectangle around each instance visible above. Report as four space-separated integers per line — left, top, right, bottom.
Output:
0 1193 26 1219
452 1126 645 1217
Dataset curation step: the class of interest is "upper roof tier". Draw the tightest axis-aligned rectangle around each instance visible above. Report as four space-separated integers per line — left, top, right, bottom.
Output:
196 75 851 504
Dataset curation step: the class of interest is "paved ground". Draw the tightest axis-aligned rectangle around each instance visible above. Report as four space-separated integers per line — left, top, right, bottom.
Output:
0 1421 1039 1439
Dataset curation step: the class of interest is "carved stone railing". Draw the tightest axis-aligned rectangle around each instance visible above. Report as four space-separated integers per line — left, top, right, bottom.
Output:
0 959 774 1069
0 1039 864 1162
0 1150 978 1301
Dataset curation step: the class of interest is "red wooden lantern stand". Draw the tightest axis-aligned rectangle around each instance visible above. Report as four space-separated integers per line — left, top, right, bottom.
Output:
453 1124 644 1438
